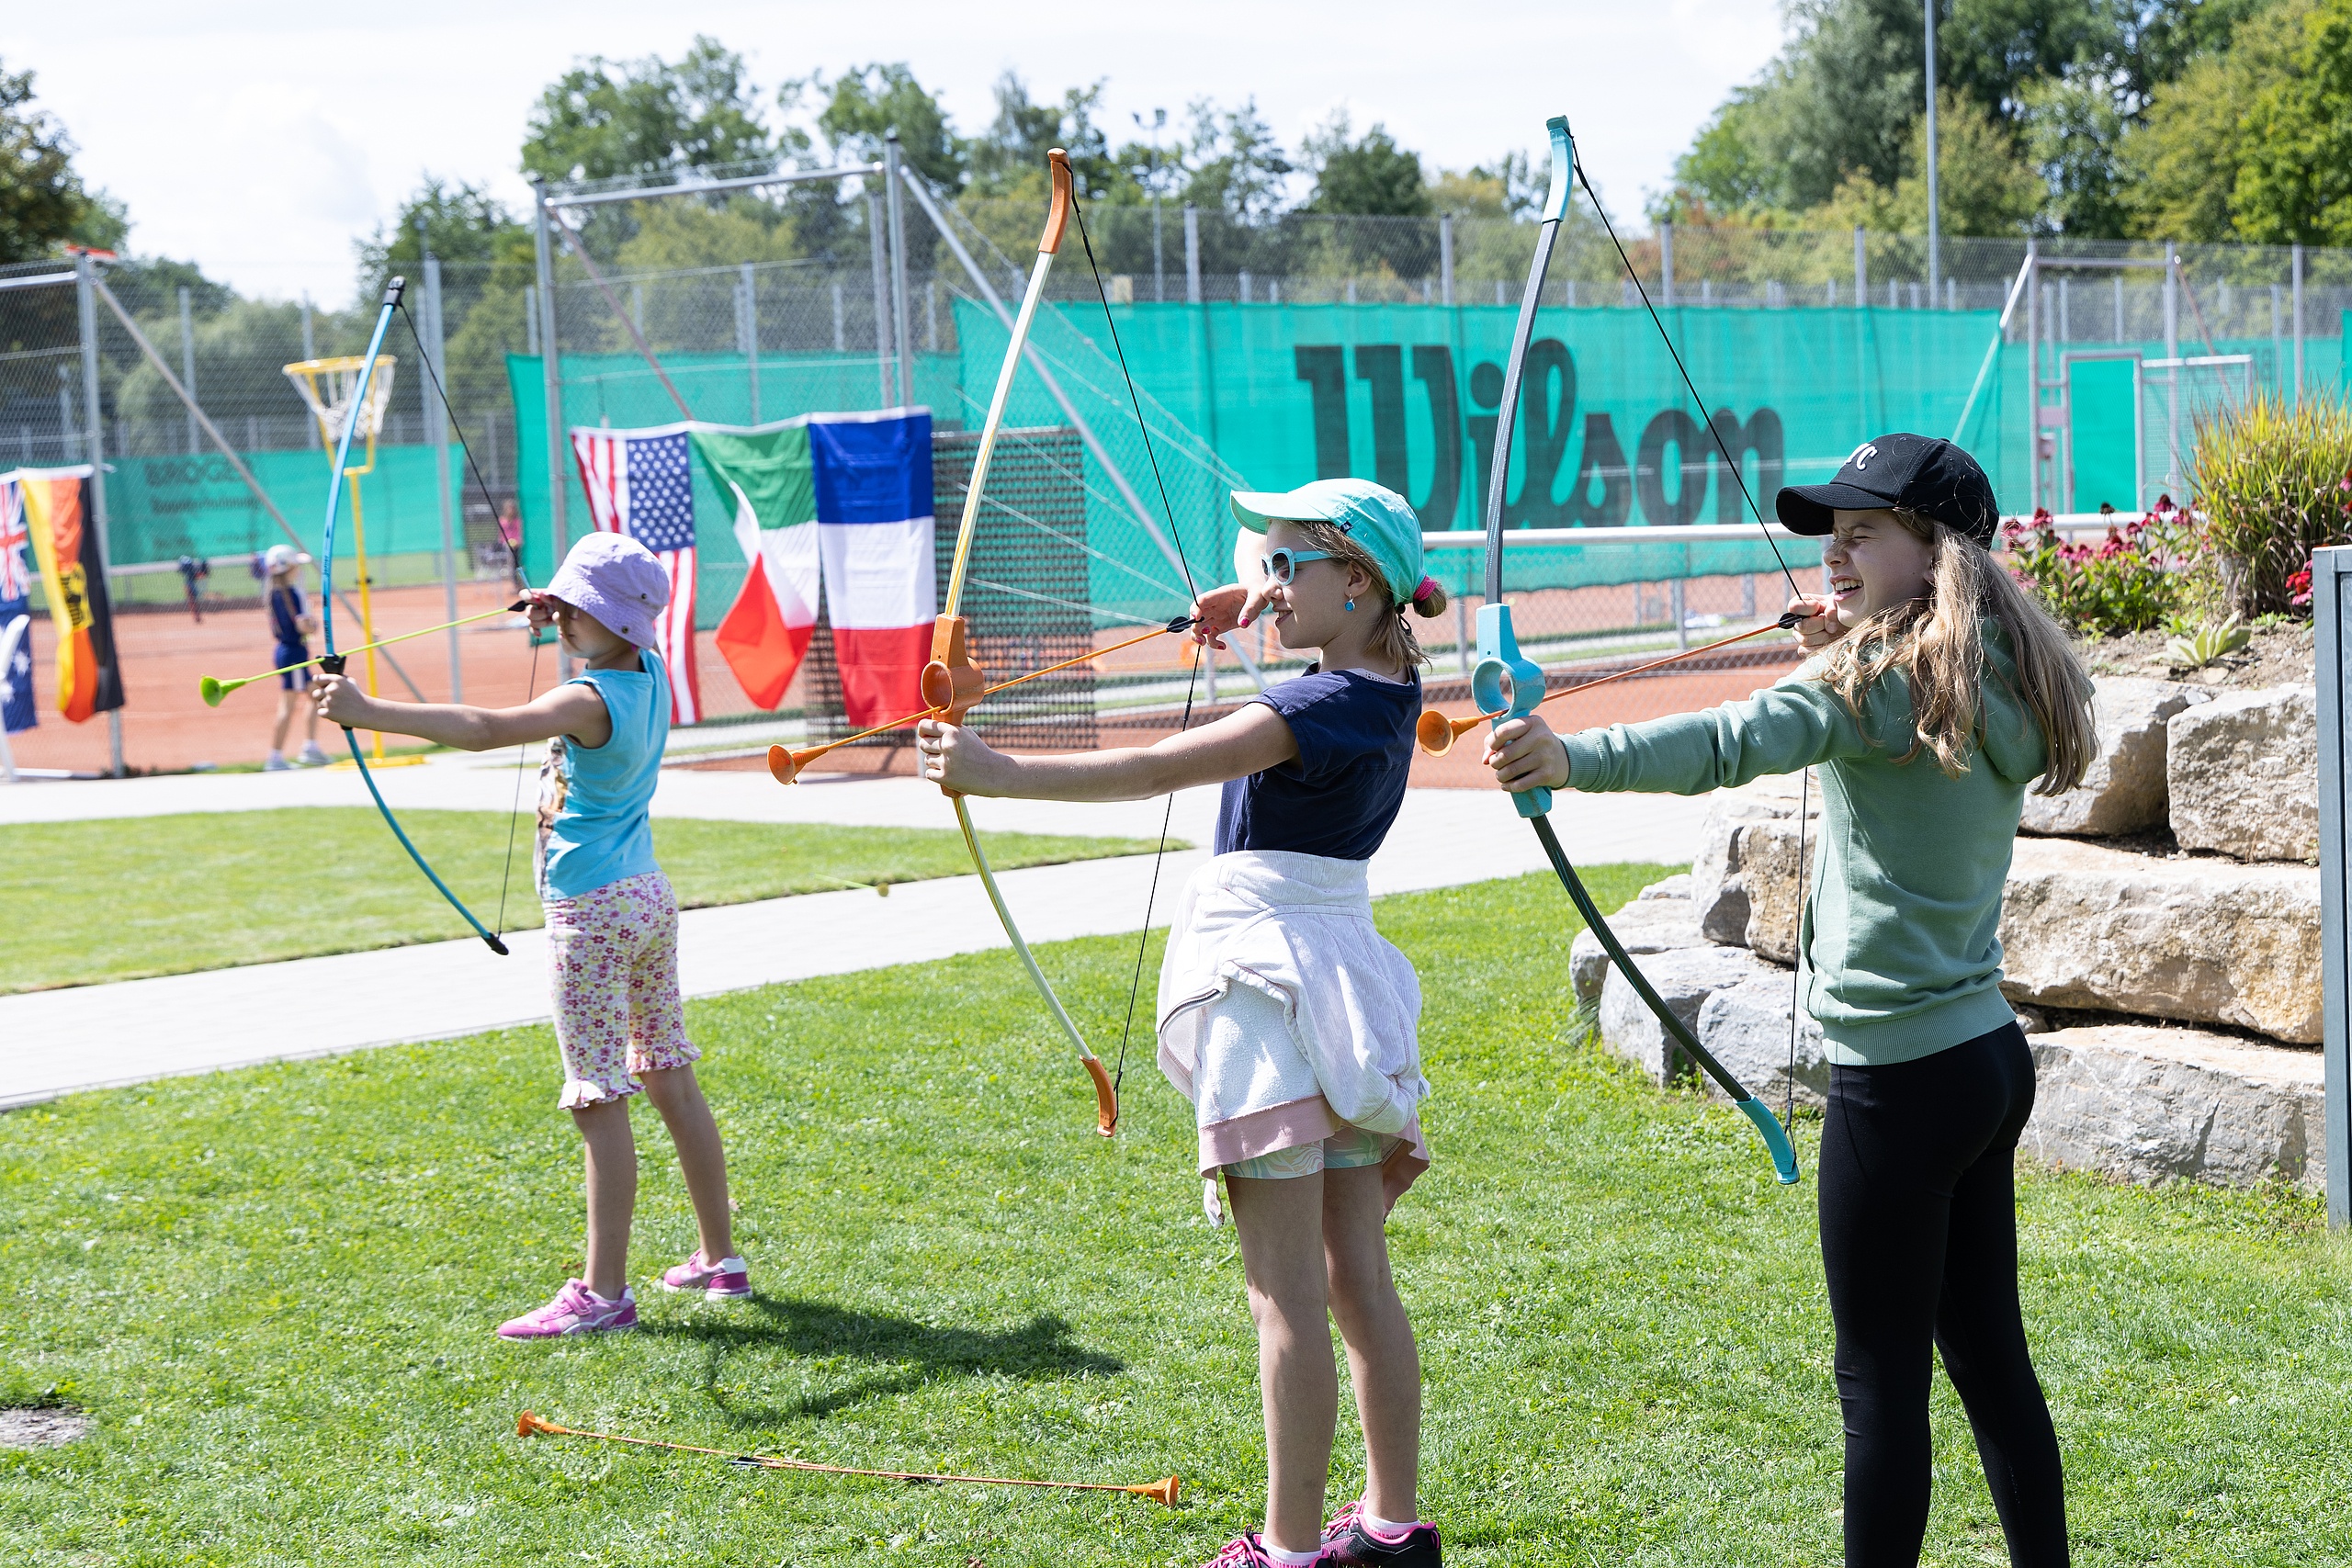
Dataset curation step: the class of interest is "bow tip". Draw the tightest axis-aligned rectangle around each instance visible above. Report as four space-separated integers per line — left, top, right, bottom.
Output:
482 932 511 957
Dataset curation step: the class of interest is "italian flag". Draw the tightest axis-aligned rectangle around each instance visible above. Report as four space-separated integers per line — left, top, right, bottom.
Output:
690 411 933 721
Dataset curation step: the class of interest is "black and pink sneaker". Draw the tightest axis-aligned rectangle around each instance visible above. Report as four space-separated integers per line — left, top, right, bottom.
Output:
1321 1500 1442 1566
660 1248 751 1301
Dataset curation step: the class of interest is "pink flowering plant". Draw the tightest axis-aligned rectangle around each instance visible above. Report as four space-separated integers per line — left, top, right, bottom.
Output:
2001 500 2197 635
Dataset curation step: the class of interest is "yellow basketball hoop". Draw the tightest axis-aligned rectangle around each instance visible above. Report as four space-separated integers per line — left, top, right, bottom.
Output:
282 354 397 479
282 353 424 765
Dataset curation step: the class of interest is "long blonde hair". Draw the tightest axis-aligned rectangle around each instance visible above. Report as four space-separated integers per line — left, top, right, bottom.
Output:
1816 510 2096 795
1287 518 1450 667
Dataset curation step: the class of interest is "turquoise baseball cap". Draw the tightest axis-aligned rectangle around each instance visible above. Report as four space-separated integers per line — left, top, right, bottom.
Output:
1229 478 1428 608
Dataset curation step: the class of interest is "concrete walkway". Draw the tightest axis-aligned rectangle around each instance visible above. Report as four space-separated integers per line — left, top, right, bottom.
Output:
0 755 1712 1108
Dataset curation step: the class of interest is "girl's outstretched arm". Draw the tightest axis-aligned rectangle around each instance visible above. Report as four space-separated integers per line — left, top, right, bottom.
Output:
313 674 610 751
917 703 1296 803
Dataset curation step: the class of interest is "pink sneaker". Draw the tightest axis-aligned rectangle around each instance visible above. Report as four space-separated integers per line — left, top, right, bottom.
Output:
495 1280 637 1339
660 1248 751 1300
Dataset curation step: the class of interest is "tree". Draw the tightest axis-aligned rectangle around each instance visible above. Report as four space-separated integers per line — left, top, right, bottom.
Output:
1177 98 1293 223
356 179 521 281
2021 70 2132 236
1803 89 2041 236
964 73 1125 199
2120 0 2312 241
794 62 965 191
0 60 124 262
1302 115 1430 217
521 37 775 187
2232 0 2352 243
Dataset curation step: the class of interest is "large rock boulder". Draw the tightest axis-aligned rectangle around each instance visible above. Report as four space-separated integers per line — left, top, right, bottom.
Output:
1737 817 1811 964
1694 973 1831 1111
1569 877 1702 1008
1597 943 1782 1085
2022 1025 2325 1192
2019 678 2207 838
1689 776 1816 946
1998 838 2321 1043
2166 683 2318 863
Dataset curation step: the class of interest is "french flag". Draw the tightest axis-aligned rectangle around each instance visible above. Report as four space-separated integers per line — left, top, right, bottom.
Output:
808 412 934 724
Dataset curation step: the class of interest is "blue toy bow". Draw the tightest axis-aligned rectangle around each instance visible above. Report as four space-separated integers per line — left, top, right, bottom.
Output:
1480 118 1800 1184
316 278 511 955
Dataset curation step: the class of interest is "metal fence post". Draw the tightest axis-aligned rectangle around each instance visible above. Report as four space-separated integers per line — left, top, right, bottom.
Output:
178 286 198 456
2293 242 2306 404
885 133 913 407
2025 241 2040 513
530 178 568 657
75 253 122 778
867 190 893 407
1439 214 1454 306
2315 543 2351 1226
1660 220 1675 308
423 252 461 703
1853 226 1866 308
741 262 763 422
2165 241 2180 491
1184 205 1202 305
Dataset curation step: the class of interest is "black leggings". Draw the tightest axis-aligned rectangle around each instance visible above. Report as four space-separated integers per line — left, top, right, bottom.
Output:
1818 1021 2067 1568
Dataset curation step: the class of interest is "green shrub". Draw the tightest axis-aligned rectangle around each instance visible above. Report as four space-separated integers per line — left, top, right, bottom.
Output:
2187 391 2352 616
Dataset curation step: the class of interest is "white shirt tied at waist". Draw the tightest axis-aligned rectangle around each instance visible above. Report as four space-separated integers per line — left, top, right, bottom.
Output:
1158 850 1430 1208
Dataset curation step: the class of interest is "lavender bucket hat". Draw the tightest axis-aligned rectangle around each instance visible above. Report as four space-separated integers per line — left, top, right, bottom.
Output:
544 531 670 649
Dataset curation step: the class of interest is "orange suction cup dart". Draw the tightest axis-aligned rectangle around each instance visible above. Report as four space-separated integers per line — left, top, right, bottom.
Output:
514 1410 1180 1504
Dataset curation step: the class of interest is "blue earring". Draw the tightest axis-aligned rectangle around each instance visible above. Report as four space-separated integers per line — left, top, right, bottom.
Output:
1345 597 1355 611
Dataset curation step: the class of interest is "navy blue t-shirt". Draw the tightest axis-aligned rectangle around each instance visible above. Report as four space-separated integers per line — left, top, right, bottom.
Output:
268 584 307 652
1214 665 1419 861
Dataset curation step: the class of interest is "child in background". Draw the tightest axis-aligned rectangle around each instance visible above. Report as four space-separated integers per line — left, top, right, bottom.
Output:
919 479 1448 1568
263 544 327 770
315 531 749 1337
1486 434 2092 1568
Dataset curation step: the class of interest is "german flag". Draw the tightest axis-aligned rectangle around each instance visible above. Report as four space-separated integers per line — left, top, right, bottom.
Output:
8 467 123 723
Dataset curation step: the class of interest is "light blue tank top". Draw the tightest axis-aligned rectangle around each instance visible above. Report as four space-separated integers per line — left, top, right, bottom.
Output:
538 651 666 900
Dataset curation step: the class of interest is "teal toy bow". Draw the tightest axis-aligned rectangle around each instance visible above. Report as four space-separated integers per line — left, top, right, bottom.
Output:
317 278 513 955
1481 118 1801 1184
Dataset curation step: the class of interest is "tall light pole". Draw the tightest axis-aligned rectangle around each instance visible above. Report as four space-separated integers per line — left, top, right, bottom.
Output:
1925 0 1940 302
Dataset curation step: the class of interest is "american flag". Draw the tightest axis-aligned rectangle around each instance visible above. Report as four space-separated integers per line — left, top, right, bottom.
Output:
571 427 702 725
0 479 28 604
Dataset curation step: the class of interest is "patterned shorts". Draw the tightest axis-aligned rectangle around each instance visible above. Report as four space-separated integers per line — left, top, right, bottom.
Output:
1225 1123 1398 1181
545 870 698 1110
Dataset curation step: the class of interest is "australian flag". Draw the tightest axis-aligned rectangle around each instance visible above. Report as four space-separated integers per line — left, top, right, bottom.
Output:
0 477 33 734
571 425 701 725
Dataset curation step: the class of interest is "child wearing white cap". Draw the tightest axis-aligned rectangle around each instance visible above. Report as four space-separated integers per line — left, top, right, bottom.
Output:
315 530 749 1337
261 544 328 770
918 478 1450 1568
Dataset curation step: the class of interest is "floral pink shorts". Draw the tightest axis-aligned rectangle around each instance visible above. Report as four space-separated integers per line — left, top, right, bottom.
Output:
545 870 697 1109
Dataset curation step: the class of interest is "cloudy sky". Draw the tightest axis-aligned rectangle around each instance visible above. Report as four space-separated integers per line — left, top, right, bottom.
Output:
9 0 1784 304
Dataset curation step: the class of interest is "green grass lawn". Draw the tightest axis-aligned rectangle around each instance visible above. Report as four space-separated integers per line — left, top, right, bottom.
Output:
3 865 2348 1565
0 808 1162 992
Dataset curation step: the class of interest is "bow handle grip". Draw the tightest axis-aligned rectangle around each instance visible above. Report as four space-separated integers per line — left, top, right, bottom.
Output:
317 652 355 733
1472 604 1549 818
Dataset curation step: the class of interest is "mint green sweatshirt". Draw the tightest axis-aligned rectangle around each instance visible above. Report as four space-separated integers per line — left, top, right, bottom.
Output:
1558 627 2045 1066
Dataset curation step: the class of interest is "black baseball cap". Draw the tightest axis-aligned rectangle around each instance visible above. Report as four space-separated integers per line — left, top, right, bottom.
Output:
1775 433 1999 546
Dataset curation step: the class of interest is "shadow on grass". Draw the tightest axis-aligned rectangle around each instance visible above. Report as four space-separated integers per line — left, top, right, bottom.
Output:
647 1296 1125 1420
